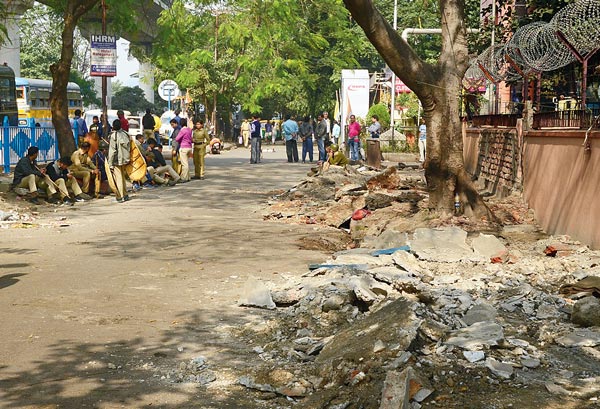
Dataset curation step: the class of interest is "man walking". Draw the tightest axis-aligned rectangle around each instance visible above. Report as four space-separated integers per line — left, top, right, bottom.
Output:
282 115 299 163
250 115 262 164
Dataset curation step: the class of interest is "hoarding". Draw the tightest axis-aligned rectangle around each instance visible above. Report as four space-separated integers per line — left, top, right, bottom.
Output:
90 35 117 77
340 69 370 141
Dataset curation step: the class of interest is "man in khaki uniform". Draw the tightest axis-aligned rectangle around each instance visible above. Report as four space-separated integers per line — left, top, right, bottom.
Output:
69 142 99 194
192 120 209 180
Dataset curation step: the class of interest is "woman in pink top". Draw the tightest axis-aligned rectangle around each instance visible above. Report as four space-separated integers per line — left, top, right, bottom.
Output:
175 117 193 181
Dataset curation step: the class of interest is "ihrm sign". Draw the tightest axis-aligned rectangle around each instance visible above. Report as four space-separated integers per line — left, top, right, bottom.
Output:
90 35 116 43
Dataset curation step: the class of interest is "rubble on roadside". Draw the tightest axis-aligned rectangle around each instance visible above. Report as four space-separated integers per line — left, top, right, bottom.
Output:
233 163 600 408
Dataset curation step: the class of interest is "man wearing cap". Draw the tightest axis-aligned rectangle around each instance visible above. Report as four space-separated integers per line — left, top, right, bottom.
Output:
327 143 349 167
12 146 58 204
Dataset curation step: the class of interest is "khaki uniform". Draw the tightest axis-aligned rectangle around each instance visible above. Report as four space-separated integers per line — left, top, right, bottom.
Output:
69 149 97 193
192 128 209 178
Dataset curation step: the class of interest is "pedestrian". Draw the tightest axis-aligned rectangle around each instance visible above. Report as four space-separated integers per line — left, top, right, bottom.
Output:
71 109 88 144
250 115 262 164
192 120 209 179
332 119 341 146
368 115 381 138
265 120 273 144
241 119 251 148
282 114 299 163
299 115 314 163
175 117 193 182
117 110 129 132
315 113 328 161
142 108 156 141
323 111 331 143
418 118 427 163
107 119 131 203
347 114 361 161
169 119 182 174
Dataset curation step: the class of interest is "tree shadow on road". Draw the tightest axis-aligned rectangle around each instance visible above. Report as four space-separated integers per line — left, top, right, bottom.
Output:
0 307 284 409
0 273 27 290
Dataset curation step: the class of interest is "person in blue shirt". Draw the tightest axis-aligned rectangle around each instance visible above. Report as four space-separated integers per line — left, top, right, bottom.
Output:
282 114 299 163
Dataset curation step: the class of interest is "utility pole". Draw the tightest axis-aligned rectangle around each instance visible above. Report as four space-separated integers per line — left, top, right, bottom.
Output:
390 0 398 143
101 0 108 138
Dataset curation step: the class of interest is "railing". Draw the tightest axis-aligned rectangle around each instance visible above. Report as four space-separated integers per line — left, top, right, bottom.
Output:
472 114 519 128
531 110 596 129
1 120 59 173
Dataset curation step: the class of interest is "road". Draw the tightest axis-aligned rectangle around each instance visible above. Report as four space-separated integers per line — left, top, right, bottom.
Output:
0 146 331 408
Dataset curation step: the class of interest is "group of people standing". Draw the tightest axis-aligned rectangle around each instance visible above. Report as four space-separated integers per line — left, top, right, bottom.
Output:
280 111 340 163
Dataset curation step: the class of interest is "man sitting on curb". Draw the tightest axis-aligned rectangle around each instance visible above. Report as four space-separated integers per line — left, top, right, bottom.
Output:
12 146 58 204
69 141 98 196
147 139 180 185
45 156 88 203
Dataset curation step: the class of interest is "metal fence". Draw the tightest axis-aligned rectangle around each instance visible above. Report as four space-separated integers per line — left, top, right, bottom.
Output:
1 121 59 173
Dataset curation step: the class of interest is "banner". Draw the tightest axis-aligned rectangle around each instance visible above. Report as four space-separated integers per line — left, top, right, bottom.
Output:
90 35 117 77
340 69 370 141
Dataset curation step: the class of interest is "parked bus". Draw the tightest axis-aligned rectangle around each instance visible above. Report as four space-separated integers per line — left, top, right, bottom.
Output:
15 77 83 126
0 64 18 126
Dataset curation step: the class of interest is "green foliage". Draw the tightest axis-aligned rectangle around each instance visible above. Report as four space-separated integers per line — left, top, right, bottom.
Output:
153 0 364 122
69 71 100 106
368 103 390 129
111 86 153 115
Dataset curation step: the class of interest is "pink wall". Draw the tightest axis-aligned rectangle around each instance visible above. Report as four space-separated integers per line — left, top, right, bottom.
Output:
523 130 600 248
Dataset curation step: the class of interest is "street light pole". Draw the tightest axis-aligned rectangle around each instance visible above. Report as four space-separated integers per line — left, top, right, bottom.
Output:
390 0 398 143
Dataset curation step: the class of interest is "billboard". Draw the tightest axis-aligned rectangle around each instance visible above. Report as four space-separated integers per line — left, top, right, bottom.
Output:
340 69 370 141
90 35 117 77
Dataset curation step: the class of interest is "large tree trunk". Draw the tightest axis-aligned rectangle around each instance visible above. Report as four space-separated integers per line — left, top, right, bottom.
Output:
343 0 492 218
50 0 98 158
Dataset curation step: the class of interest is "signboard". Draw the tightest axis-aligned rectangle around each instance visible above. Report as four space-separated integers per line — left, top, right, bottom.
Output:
395 80 412 94
158 79 180 102
340 69 370 141
90 35 117 77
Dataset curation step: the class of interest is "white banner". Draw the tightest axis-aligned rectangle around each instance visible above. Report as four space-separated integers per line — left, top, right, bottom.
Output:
340 69 370 141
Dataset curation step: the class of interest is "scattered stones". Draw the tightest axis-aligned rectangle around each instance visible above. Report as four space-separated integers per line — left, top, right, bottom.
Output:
463 350 485 363
485 358 514 379
571 296 600 327
446 321 504 351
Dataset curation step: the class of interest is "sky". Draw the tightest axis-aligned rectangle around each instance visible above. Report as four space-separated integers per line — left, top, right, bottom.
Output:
116 39 140 88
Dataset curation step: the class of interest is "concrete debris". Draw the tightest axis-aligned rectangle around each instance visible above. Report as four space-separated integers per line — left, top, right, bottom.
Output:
462 303 498 326
238 279 276 310
471 233 507 260
463 350 485 363
555 329 600 347
571 296 600 327
409 227 477 262
446 321 504 351
485 358 514 379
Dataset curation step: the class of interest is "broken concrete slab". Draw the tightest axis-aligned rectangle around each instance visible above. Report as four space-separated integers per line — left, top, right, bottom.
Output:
368 266 421 287
472 234 507 260
362 230 409 250
485 358 513 379
556 329 600 347
335 183 366 200
391 250 422 275
333 253 390 267
463 350 485 363
445 321 504 350
462 303 498 326
409 227 478 262
571 296 600 327
379 366 426 409
238 279 276 310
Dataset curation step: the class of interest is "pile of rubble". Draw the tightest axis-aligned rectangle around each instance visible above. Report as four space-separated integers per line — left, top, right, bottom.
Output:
232 165 600 408
234 227 600 408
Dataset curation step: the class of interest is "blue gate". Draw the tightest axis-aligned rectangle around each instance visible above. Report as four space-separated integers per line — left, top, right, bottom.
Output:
1 117 60 173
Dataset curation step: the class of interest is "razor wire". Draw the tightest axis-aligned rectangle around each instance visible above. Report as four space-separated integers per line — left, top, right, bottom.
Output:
478 44 523 82
550 0 600 56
